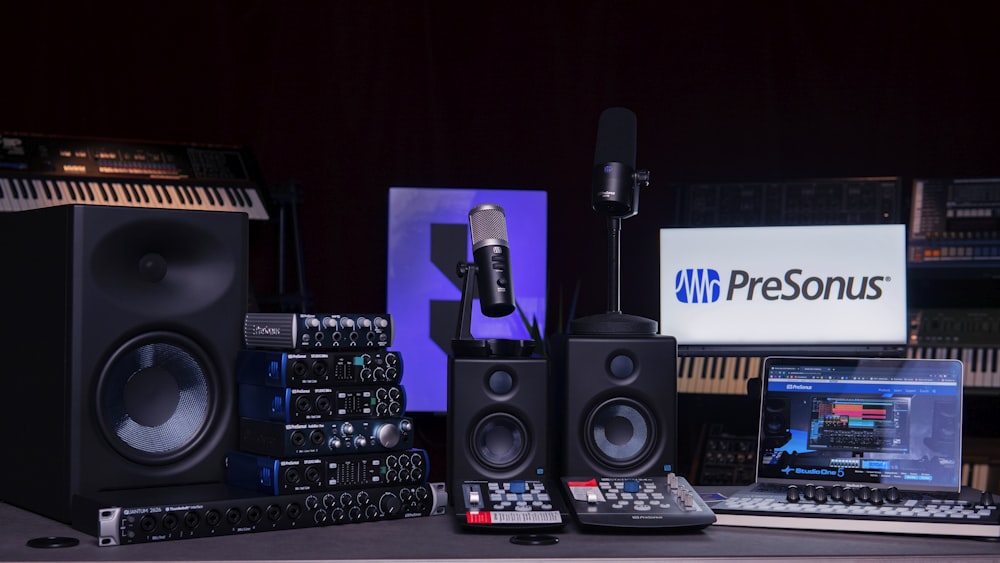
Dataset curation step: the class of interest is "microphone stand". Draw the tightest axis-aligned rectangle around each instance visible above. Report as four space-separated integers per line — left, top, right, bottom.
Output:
570 176 657 337
451 262 535 358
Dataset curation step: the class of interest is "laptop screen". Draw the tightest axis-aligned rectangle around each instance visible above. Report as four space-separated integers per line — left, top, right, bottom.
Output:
755 357 964 492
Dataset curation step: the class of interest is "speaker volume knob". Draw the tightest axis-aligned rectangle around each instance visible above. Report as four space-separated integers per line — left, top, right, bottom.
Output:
379 492 402 516
376 423 402 449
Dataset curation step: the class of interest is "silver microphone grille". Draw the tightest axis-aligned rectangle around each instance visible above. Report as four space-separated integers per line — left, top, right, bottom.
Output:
468 203 508 250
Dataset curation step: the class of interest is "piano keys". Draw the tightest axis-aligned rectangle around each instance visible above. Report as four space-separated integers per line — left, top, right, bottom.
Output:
677 348 1000 395
0 132 270 220
906 346 999 389
678 309 1000 394
0 176 268 220
677 356 762 395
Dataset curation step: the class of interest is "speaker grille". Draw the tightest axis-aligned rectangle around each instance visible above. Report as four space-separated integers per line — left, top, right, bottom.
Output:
469 412 528 471
584 397 655 469
98 333 215 464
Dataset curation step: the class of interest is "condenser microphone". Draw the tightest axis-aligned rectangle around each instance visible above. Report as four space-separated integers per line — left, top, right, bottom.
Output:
591 107 641 218
468 203 516 317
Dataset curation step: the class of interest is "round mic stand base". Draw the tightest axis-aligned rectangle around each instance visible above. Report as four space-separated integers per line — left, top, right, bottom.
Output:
569 312 658 336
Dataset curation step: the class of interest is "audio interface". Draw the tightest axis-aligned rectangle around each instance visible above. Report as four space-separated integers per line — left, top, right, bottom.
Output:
243 313 392 350
238 384 405 423
226 449 429 495
239 417 414 457
71 482 447 546
237 349 403 387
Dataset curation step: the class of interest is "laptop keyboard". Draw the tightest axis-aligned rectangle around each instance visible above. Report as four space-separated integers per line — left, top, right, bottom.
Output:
712 483 1000 538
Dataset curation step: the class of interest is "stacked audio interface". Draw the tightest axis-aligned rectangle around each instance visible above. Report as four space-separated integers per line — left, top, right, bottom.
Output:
229 313 444 524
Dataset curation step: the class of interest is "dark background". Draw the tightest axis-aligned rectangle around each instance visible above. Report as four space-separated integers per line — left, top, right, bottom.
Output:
6 1 999 329
5 1 999 480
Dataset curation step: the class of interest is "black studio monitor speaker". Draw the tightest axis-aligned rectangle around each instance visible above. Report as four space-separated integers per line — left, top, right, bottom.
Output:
552 334 678 478
762 397 792 450
0 205 247 523
447 357 551 490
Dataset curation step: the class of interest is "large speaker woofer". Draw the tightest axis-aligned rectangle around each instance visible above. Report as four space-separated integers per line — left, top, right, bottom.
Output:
469 412 529 471
97 332 218 464
584 397 655 468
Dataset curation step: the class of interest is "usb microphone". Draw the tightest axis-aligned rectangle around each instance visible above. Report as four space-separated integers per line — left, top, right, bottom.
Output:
468 203 516 318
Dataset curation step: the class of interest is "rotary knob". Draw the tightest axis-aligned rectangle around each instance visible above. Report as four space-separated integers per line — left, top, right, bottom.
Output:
379 492 402 516
785 485 800 503
376 423 402 449
885 486 901 504
348 506 362 522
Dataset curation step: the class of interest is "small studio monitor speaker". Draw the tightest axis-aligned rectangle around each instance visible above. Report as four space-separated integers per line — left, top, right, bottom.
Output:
447 356 550 497
552 334 678 477
0 205 247 523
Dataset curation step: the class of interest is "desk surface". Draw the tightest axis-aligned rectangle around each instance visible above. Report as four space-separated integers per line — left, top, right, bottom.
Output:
2 490 1000 562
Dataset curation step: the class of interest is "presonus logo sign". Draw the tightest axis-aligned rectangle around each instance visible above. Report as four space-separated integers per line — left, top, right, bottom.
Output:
673 268 888 304
674 269 721 303
658 225 908 346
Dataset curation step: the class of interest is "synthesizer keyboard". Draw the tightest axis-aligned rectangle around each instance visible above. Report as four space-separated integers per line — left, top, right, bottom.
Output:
713 484 1000 538
0 132 269 220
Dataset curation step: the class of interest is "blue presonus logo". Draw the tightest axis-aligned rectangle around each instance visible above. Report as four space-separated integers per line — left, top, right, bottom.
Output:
675 269 721 303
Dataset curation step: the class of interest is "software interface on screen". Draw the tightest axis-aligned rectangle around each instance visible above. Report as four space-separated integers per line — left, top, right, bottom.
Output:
756 359 963 492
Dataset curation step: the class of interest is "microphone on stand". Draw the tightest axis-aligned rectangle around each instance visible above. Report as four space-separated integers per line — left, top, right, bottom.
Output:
591 107 643 219
572 107 656 335
468 203 516 318
451 203 532 358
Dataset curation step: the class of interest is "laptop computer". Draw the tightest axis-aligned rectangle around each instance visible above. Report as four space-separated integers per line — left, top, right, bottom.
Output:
711 356 999 537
